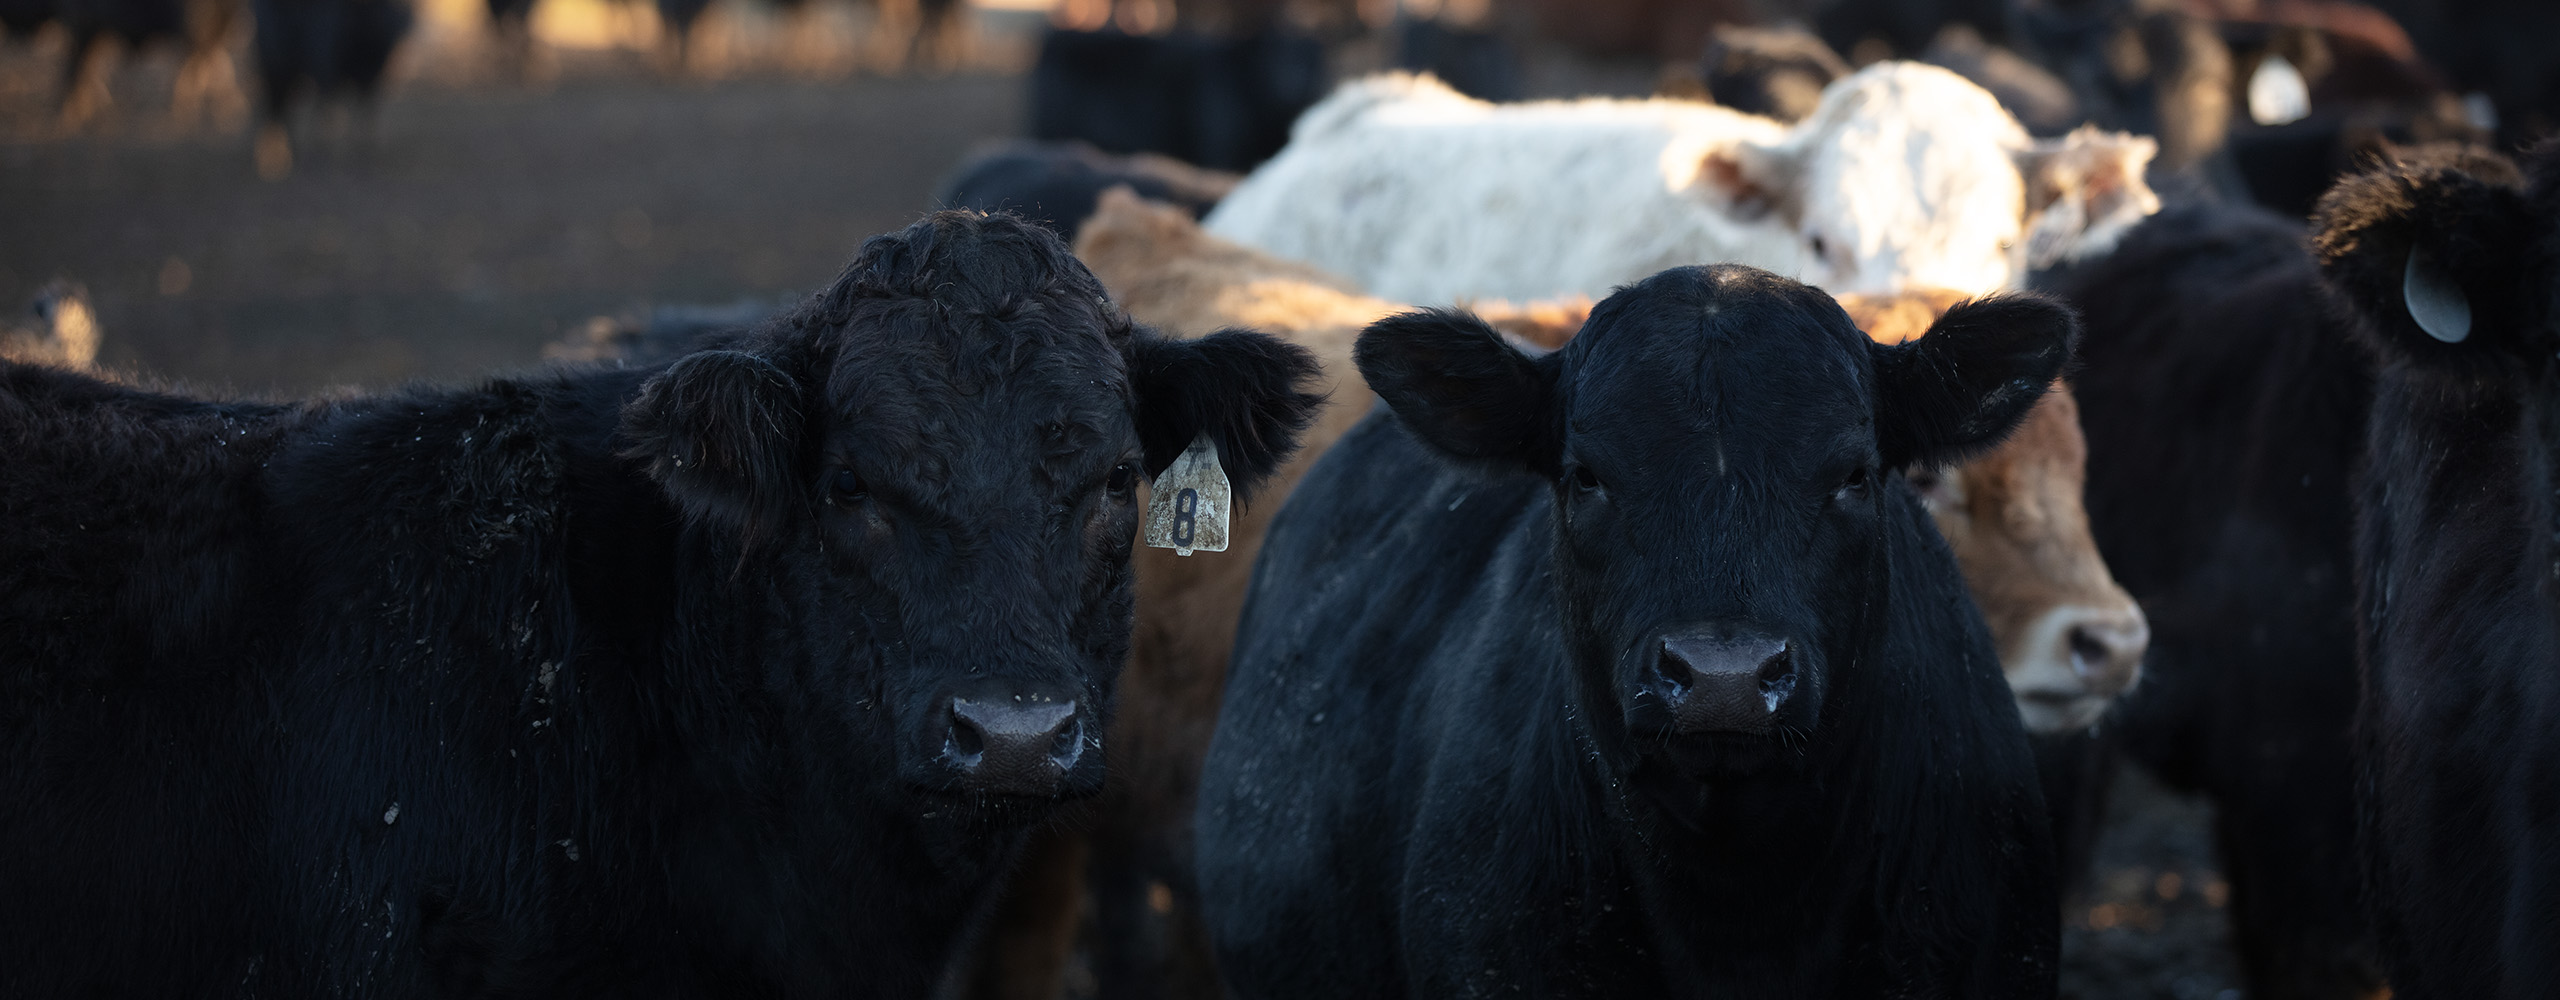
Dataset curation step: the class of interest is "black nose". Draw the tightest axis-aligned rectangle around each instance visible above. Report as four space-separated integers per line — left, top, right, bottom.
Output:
945 695 1084 796
1648 635 1795 736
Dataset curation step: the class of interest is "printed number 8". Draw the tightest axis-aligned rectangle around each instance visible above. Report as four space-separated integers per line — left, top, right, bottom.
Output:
1172 488 1200 547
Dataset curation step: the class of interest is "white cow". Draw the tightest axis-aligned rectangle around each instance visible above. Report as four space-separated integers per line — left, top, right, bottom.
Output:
1203 63 2159 304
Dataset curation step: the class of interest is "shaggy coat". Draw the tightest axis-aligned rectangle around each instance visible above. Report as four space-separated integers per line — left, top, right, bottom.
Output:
2039 200 2383 997
0 212 1321 998
1196 265 2069 998
2312 141 2560 999
1202 63 2159 304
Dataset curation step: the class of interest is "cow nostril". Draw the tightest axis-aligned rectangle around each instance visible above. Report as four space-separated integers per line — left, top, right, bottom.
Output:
1757 648 1796 712
1651 646 1693 699
948 707 985 759
2068 626 2112 679
1049 714 1082 762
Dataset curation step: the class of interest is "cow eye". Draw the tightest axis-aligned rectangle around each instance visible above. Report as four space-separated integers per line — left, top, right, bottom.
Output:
831 467 869 504
1808 233 1831 261
1106 462 1138 498
1567 464 1602 494
1834 466 1870 501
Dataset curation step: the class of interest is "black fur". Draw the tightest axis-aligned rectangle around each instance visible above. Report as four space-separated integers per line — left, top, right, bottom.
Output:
0 210 1320 997
1027 25 1325 173
1196 265 2064 998
2311 140 2560 999
1871 293 2081 470
931 140 1237 244
251 0 411 127
2039 200 2386 997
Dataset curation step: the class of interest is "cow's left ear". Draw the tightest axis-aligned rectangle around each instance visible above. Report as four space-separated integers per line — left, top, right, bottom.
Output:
2311 144 2539 368
619 349 809 535
2014 128 2160 270
1126 328 1325 502
1871 294 2077 470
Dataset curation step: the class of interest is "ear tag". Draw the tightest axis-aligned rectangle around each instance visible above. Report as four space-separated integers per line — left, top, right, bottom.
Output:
2247 55 2310 126
1143 434 1231 556
2403 247 2472 344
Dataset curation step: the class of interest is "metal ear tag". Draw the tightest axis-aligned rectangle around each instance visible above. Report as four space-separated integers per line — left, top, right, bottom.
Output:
1143 434 1231 556
2404 246 2472 344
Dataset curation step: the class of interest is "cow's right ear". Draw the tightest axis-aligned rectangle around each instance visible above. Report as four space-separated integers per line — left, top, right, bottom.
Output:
619 349 808 535
1126 328 1325 503
1355 308 1563 475
2311 145 2539 369
1871 294 2076 470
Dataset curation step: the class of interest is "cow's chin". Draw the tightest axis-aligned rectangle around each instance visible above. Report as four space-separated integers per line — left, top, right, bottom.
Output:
2014 692 2109 735
1636 732 1789 785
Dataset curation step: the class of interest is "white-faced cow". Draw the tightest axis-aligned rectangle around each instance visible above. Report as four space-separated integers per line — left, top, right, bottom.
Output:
1201 63 2160 304
0 211 1321 998
1197 264 2074 997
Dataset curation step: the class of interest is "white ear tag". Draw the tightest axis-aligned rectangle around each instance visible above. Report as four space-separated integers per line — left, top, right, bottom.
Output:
2248 55 2311 126
2403 246 2472 344
1143 434 1231 556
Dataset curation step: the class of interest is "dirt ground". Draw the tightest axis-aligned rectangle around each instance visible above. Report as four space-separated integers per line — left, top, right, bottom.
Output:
0 15 2249 997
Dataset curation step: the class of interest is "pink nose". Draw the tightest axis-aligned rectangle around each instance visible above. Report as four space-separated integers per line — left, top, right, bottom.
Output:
2060 607 2149 698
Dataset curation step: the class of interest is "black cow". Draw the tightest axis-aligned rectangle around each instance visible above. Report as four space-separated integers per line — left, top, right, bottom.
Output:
1027 24 1325 173
2311 141 2560 998
0 212 1322 997
252 0 412 170
932 140 1239 244
2041 201 2383 998
1697 24 1850 124
1195 265 2070 998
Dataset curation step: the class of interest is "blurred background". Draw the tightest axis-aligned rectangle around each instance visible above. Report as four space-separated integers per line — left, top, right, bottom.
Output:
0 0 2548 995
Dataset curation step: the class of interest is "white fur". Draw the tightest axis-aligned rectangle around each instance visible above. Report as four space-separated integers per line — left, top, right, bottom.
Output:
1205 64 2158 304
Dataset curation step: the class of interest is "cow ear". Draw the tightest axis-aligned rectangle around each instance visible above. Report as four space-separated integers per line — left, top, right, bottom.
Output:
2312 145 2539 368
1699 142 1804 224
1871 294 2077 470
619 349 808 534
2013 127 2160 270
1126 328 1325 503
1355 308 1562 476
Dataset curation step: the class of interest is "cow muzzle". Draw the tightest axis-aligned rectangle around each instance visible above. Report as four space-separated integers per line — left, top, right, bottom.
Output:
927 689 1091 798
2008 602 2149 733
1641 632 1797 737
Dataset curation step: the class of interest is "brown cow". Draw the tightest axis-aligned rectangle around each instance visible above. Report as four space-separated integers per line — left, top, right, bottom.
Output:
975 188 2147 999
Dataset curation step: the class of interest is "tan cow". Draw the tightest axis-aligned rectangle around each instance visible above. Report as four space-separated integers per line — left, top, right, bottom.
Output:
977 188 2147 999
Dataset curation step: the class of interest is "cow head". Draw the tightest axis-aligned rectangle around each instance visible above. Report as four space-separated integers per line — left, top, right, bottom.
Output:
1841 289 2147 733
1699 62 2158 296
620 211 1322 811
2312 142 2550 377
1356 265 2075 784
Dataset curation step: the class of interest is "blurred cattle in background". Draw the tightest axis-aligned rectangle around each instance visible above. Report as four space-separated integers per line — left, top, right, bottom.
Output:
2359 0 2560 146
0 281 101 371
1386 0 1518 101
2313 140 2560 1000
1695 23 1849 122
0 212 1324 996
4 0 249 129
934 139 1240 242
249 0 412 176
2040 197 2385 998
1205 63 2158 304
1028 0 1326 172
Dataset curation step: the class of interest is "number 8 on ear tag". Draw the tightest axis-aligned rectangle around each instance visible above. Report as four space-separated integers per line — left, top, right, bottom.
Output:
1144 434 1231 556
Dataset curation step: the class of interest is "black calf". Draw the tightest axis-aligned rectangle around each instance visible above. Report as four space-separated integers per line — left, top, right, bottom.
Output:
0 211 1321 998
2312 141 2560 999
1196 265 2070 998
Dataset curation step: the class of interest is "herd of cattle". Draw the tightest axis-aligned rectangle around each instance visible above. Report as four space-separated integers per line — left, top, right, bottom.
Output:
6 0 2560 996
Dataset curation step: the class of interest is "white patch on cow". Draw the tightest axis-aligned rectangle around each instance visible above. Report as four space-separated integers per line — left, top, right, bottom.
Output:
1205 64 2159 304
382 802 400 825
2403 246 2472 343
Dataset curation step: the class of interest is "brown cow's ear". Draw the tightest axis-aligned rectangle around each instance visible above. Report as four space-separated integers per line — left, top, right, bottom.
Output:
1872 294 2077 470
1126 327 1325 504
619 349 809 537
1356 308 1563 476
